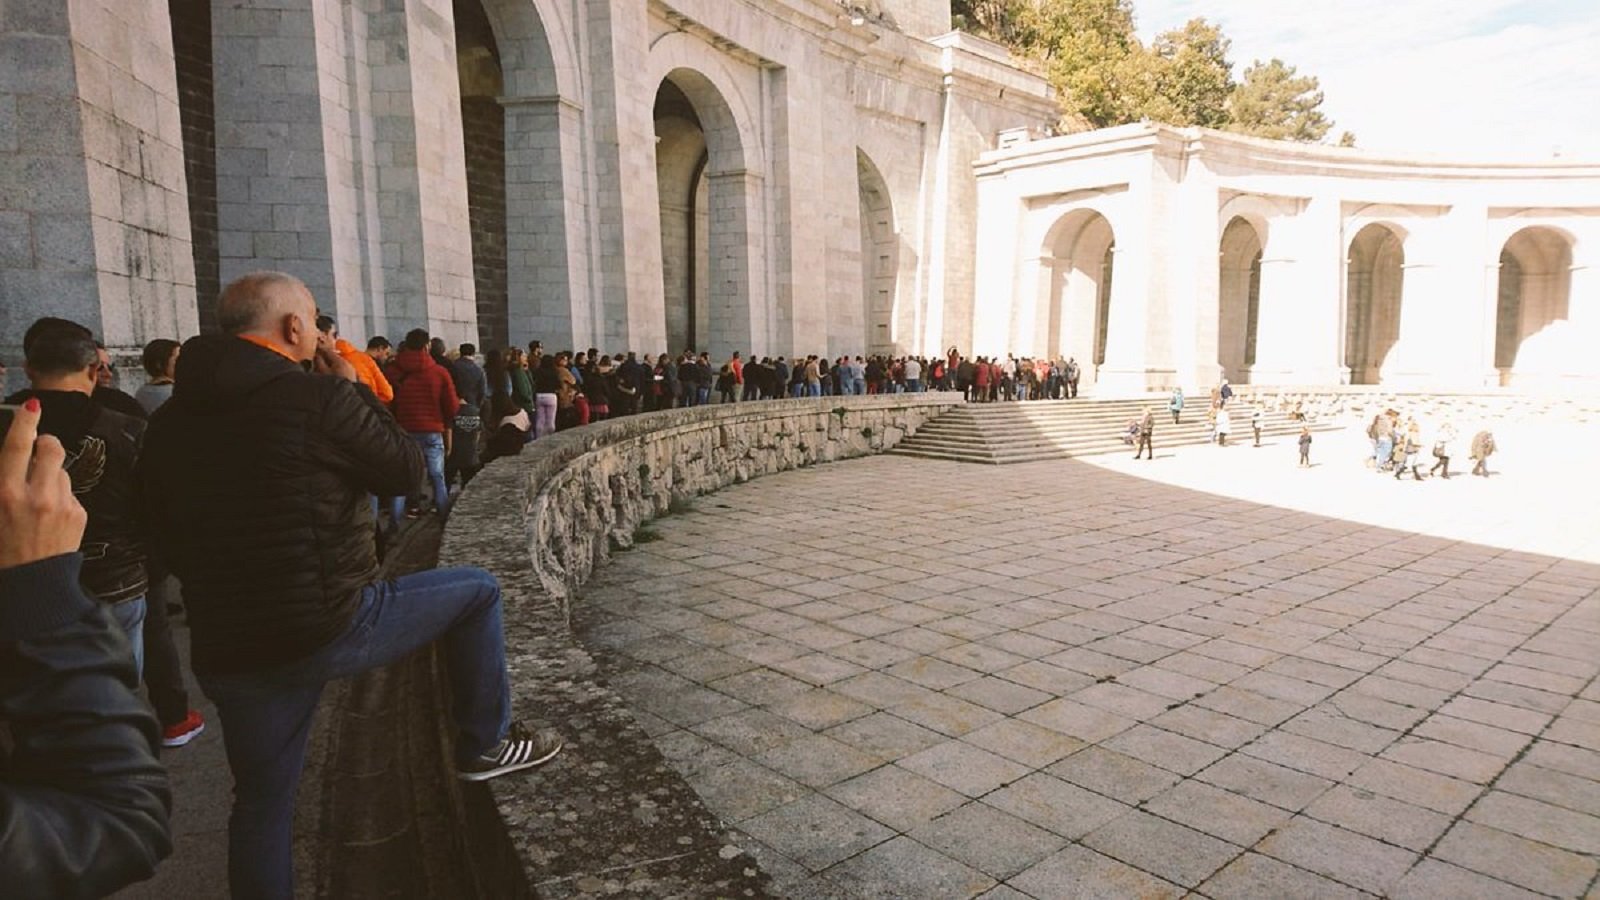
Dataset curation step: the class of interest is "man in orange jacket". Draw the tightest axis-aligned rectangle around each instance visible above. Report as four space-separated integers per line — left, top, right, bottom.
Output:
316 315 392 404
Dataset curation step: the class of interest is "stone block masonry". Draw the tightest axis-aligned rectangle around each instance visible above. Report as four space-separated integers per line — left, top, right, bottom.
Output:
1 0 198 364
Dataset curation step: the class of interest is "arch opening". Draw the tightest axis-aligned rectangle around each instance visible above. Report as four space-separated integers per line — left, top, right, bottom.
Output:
1495 226 1573 384
1043 210 1115 379
1344 223 1405 385
653 68 749 358
1218 216 1263 384
856 150 897 355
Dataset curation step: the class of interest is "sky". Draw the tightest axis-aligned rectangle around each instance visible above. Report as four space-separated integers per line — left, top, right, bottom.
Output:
1133 0 1600 160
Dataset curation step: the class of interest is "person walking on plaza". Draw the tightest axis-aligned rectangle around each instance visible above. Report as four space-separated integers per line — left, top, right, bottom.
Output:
1134 407 1154 460
1298 425 1312 467
1168 386 1183 424
141 272 561 900
1251 404 1263 447
1470 429 1496 476
1395 420 1425 480
1430 421 1457 479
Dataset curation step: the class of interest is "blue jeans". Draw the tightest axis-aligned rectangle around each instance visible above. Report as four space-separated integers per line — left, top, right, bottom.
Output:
392 433 447 521
906 379 921 393
110 594 146 678
198 567 510 900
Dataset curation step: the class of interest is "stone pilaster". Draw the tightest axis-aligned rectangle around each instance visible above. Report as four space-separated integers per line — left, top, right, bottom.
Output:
1 0 197 367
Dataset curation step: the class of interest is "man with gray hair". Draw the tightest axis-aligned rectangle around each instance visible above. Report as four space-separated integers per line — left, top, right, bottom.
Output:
141 272 561 899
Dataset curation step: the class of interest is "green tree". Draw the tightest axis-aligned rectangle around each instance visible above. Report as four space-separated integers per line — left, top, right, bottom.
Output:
1226 58 1332 142
1015 0 1143 128
1149 18 1234 128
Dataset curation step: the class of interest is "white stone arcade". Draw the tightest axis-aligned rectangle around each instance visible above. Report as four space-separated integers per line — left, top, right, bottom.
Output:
972 124 1600 393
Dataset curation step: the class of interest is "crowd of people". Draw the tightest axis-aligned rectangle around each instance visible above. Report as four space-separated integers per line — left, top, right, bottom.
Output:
1364 408 1496 480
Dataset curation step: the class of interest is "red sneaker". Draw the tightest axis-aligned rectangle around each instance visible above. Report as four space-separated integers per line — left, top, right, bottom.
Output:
162 710 206 748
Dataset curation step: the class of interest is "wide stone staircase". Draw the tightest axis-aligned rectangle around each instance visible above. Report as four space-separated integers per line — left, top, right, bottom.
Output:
890 396 1341 464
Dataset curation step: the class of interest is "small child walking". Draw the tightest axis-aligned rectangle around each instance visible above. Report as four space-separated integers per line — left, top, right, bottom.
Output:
1298 426 1312 467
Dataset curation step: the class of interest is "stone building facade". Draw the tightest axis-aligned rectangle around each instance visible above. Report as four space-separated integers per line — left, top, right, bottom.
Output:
973 123 1600 392
0 0 1055 379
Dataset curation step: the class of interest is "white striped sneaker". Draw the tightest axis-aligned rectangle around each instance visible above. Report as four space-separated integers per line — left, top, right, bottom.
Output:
457 725 563 782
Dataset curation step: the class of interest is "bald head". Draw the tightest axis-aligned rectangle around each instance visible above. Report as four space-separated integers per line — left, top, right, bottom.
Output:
219 271 318 361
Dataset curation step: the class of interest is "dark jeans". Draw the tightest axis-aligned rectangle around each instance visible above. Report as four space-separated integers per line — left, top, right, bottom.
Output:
1135 432 1152 459
143 573 190 727
198 567 511 900
110 594 147 678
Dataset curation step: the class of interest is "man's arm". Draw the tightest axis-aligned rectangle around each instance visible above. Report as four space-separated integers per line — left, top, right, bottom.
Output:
0 401 171 899
315 377 424 497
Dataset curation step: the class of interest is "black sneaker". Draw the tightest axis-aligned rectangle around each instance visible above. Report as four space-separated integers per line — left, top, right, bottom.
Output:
457 725 563 782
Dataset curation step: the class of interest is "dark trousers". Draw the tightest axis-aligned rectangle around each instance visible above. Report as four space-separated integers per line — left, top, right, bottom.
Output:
142 572 191 727
1134 432 1152 459
1430 454 1450 477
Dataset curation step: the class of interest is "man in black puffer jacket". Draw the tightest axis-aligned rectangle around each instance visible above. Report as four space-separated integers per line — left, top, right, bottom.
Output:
141 271 562 900
6 318 150 672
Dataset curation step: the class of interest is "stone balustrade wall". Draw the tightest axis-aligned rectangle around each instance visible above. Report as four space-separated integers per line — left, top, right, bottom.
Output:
434 394 959 895
1234 386 1600 428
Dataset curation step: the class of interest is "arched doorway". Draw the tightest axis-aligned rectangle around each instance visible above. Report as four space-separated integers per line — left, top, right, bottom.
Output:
856 150 897 354
1345 223 1405 384
455 0 569 351
1496 226 1573 383
654 80 709 354
1218 216 1263 384
652 68 749 357
1044 210 1115 378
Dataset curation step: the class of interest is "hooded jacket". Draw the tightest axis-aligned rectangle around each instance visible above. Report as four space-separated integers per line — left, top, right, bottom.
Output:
140 336 423 675
385 348 459 435
3 388 148 605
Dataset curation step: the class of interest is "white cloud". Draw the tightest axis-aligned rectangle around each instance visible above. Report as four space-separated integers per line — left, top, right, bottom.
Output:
1134 0 1600 159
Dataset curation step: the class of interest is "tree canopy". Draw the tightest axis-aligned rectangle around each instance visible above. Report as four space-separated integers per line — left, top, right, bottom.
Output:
952 0 1343 143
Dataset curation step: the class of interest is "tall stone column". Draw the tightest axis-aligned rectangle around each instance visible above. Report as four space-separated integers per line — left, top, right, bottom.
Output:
212 0 478 346
1097 245 1153 394
705 169 766 359
1247 197 1342 384
1 0 197 378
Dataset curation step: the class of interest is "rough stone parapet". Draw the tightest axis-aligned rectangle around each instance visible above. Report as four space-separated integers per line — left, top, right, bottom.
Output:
1235 385 1600 428
437 394 958 895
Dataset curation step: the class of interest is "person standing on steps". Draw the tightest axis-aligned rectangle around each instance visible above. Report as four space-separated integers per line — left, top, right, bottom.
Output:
1064 357 1080 398
1251 404 1263 447
141 272 563 900
1168 386 1183 425
1134 407 1154 460
1215 404 1232 446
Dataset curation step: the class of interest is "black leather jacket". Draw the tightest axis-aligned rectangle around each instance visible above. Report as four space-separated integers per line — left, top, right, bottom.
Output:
0 553 172 898
4 390 149 605
141 336 423 675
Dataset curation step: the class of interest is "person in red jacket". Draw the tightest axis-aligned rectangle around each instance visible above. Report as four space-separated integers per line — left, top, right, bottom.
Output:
385 328 459 519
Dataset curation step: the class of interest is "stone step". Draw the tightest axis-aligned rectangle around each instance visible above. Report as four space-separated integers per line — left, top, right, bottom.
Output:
892 399 1338 464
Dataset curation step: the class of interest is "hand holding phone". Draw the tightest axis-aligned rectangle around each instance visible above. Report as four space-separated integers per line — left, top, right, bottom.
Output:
0 400 88 570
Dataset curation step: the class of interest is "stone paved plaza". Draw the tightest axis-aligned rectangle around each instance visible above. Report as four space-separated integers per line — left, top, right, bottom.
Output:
576 445 1600 899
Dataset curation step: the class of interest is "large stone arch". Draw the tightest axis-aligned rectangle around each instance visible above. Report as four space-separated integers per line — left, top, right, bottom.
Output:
1496 225 1575 383
1345 222 1408 384
654 84 710 353
1217 216 1263 384
646 37 766 358
1040 207 1117 376
465 0 585 349
856 149 900 354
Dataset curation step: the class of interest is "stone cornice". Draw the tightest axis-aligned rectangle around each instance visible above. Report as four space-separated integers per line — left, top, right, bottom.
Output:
979 123 1600 182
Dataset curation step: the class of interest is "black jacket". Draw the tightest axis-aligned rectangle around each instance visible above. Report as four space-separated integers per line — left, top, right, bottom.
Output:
140 336 423 675
4 390 148 605
0 553 172 898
